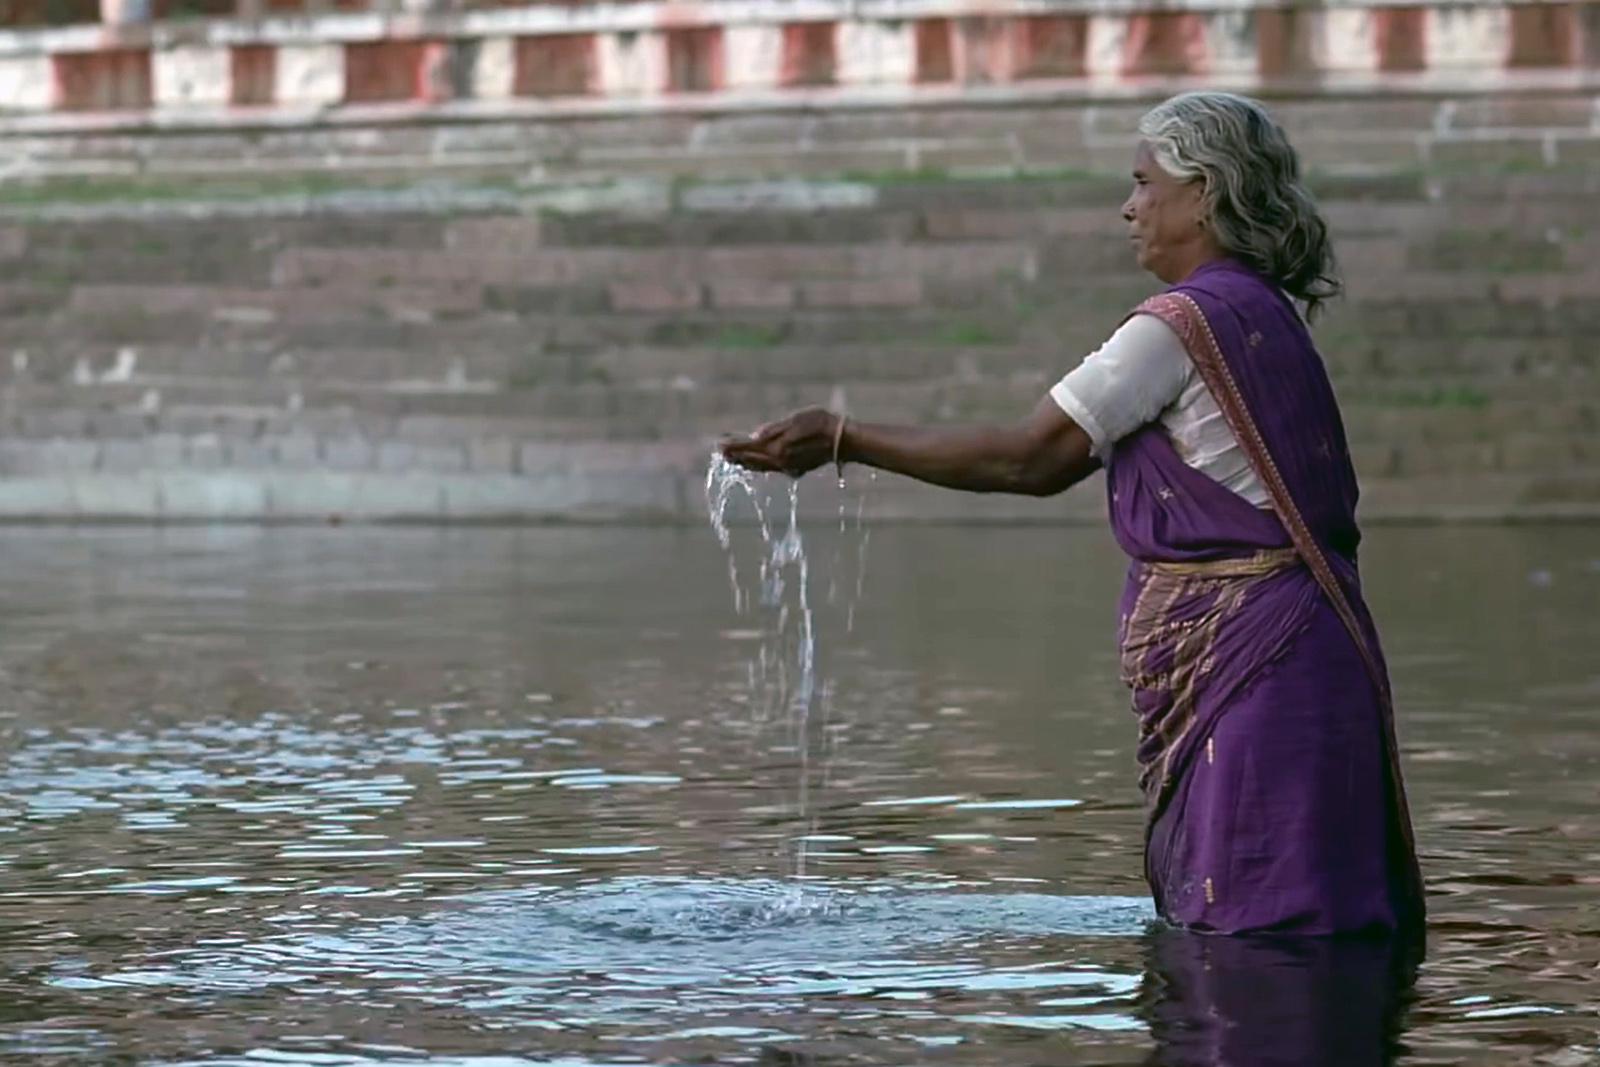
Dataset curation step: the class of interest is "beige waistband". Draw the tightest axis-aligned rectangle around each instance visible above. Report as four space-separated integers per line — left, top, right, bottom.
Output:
1141 547 1301 579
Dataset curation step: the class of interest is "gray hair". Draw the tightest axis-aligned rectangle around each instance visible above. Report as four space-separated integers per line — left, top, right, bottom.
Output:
1138 91 1341 320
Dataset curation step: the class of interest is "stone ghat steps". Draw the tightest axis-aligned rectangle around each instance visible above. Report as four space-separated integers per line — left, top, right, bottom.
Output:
12 340 1593 404
9 95 1600 179
0 427 1589 486
12 180 1600 282
0 171 1594 521
19 300 1600 361
24 273 1600 337
12 167 1600 241
14 243 1600 352
19 276 1062 329
5 372 1589 442
26 339 1068 390
34 289 1600 354
12 310 1598 396
15 237 1600 303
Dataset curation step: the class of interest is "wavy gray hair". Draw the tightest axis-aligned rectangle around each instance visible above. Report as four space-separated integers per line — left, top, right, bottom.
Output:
1138 91 1341 321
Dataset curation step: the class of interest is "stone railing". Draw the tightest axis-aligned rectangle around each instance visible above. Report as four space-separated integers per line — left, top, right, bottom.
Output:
0 0 1597 129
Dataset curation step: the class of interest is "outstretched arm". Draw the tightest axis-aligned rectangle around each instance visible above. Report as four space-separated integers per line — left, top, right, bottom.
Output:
719 396 1099 498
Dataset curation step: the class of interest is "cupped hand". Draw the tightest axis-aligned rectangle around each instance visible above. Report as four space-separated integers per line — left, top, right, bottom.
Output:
719 407 841 479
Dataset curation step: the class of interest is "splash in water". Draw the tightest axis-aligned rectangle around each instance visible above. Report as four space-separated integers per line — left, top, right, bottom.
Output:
705 453 871 876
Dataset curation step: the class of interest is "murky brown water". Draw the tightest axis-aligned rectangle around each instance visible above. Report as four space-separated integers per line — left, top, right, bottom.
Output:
0 517 1596 1066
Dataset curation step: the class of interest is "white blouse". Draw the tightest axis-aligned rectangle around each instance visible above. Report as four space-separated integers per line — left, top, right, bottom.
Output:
1049 312 1270 507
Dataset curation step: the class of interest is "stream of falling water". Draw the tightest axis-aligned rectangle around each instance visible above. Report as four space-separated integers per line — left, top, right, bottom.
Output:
705 453 871 877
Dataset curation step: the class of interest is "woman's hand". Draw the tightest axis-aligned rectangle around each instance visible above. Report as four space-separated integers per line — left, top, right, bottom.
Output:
719 396 1097 496
719 407 841 479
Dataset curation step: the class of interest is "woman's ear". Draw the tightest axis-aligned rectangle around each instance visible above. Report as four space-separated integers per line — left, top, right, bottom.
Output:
1189 182 1212 232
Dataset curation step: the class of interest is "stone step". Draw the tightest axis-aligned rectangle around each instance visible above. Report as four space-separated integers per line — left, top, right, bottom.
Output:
0 449 1593 524
8 343 518 391
9 171 1600 255
66 435 697 480
591 343 1062 387
1 418 1590 490
23 272 1600 367
1340 398 1595 448
21 185 1600 261
144 308 1057 355
1330 295 1600 338
1333 372 1599 404
267 240 1047 291
1325 337 1599 378
11 272 1133 337
17 319 1595 394
2 402 648 448
5 317 1068 382
8 371 1587 440
25 277 1600 340
1369 438 1600 478
13 205 1600 285
27 203 1600 297
24 276 1600 354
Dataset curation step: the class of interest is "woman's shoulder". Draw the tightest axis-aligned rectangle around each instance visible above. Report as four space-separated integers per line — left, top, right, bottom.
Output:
1169 261 1303 322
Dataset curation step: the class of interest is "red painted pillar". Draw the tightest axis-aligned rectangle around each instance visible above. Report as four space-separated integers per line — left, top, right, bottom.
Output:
665 26 722 93
1012 14 1088 80
514 33 597 97
54 48 153 110
781 22 837 87
1121 11 1206 78
1373 7 1427 73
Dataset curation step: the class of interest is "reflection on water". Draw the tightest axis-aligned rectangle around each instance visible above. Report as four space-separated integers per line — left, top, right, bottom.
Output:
0 524 1596 1066
1140 928 1420 1067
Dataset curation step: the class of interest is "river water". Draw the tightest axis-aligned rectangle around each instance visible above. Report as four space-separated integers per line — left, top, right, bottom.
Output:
0 521 1595 1066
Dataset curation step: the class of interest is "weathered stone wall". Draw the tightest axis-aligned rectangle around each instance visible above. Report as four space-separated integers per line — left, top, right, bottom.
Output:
1 97 1598 523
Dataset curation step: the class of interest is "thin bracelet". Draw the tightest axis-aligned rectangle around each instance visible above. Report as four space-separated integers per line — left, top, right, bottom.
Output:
832 415 849 479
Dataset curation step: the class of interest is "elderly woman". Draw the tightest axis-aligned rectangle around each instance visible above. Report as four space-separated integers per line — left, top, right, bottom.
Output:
721 91 1424 937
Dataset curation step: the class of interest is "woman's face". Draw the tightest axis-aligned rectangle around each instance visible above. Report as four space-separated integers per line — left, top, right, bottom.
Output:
1121 141 1212 284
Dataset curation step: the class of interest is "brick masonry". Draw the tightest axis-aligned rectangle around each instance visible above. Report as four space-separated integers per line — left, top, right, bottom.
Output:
0 96 1598 523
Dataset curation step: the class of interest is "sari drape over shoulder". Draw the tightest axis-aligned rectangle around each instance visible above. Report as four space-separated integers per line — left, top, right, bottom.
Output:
1107 259 1425 936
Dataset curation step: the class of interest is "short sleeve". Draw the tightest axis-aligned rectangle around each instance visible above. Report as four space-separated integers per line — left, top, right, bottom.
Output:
1048 312 1194 457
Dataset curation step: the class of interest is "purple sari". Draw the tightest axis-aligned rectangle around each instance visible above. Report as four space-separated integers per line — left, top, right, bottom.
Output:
1108 259 1424 936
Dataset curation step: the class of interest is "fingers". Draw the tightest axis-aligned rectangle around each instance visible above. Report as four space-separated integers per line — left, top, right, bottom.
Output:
735 453 785 473
719 410 816 474
719 437 782 472
751 420 788 447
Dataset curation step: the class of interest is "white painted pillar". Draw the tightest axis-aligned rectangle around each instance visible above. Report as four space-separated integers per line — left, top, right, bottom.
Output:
1316 9 1379 74
1084 13 1129 86
724 23 783 90
1427 4 1511 71
471 35 515 100
837 19 914 87
596 29 666 97
0 54 54 112
277 43 346 107
153 44 232 109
